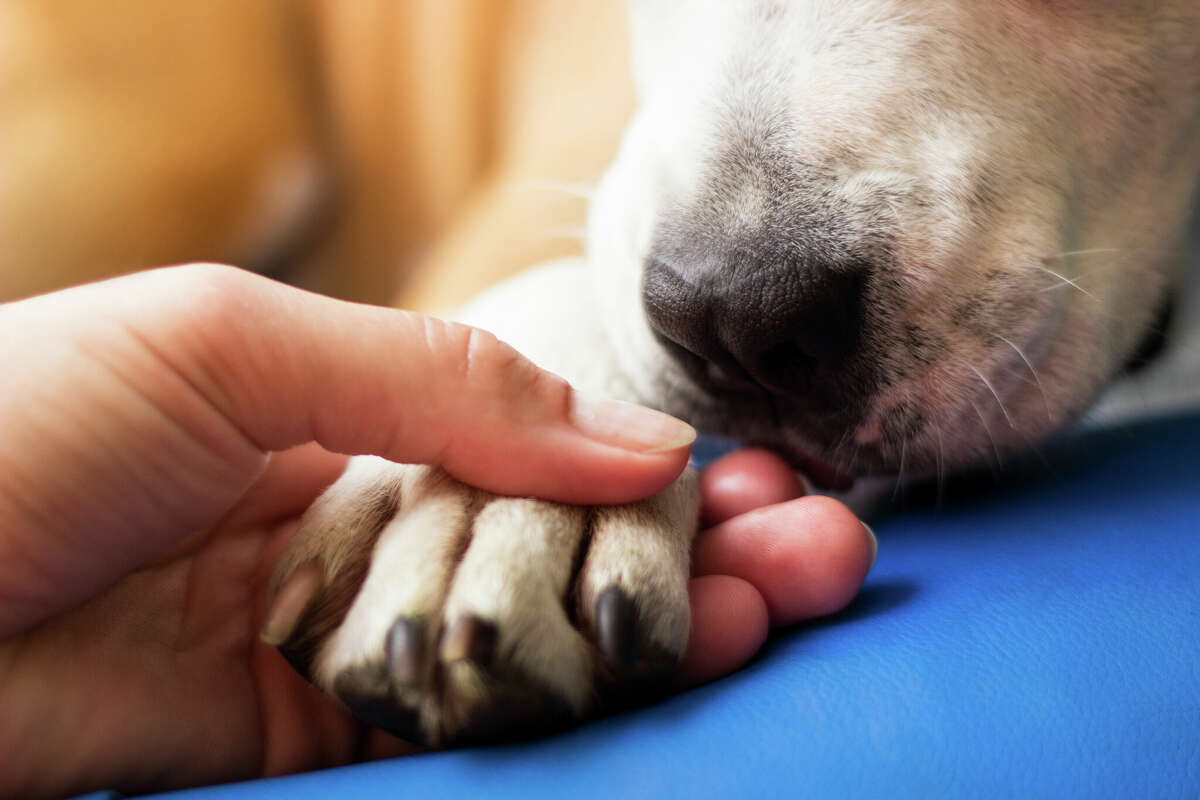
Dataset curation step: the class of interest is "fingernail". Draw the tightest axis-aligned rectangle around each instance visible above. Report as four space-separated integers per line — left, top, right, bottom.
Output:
570 393 697 454
260 563 322 646
862 522 878 570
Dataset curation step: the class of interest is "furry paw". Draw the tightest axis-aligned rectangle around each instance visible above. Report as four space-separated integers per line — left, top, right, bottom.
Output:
263 456 698 746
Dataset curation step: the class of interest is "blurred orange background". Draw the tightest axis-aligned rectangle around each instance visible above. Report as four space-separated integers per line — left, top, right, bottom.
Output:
0 0 635 311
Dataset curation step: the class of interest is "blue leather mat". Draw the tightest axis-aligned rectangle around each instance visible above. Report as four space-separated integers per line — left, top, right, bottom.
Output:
144 412 1199 800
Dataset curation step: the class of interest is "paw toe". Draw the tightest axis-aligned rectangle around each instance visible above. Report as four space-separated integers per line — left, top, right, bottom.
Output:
439 615 499 668
437 658 576 746
384 616 429 686
333 667 424 743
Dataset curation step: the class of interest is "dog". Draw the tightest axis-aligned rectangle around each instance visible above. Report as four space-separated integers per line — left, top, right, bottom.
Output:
263 0 1200 745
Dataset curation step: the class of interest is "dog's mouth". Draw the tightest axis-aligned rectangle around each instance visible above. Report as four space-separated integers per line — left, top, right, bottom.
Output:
658 346 862 489
768 442 858 491
667 341 1032 486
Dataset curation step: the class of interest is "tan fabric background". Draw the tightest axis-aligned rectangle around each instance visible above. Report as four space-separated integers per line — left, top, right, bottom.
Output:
0 1 634 311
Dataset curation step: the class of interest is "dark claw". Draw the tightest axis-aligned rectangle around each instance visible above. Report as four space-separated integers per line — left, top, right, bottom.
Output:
440 615 498 667
596 585 637 672
333 669 423 742
386 617 426 685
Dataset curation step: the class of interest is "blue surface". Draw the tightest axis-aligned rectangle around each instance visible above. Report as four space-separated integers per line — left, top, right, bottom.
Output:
153 413 1200 800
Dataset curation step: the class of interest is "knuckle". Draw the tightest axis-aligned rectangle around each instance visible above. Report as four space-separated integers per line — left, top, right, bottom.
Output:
461 324 511 380
162 263 258 332
455 323 570 419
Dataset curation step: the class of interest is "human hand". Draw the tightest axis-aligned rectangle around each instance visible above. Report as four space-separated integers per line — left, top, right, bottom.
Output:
0 264 873 798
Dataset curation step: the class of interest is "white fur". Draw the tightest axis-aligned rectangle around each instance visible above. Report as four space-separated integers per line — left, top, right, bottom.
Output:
270 0 1200 744
579 0 1200 475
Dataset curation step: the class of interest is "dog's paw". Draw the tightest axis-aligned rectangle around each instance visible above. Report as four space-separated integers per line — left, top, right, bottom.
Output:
263 456 699 746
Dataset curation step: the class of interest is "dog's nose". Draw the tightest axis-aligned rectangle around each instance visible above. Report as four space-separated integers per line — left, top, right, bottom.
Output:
642 248 865 395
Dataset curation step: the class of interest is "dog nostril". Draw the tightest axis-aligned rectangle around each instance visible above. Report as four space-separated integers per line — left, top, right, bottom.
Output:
641 258 720 362
726 267 866 391
642 247 867 394
756 341 816 388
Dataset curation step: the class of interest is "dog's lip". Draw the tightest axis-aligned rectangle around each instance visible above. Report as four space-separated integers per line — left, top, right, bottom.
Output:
787 450 857 491
681 394 860 489
665 353 860 489
750 439 857 491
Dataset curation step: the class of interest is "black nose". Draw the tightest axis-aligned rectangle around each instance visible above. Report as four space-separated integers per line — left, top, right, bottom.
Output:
642 246 865 395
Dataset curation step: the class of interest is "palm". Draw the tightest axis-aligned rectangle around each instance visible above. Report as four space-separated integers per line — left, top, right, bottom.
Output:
0 450 374 797
0 445 869 799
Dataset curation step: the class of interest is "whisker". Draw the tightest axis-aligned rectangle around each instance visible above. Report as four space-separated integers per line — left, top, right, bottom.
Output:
891 436 908 502
1017 275 1137 330
967 364 1016 429
1009 425 1064 485
1026 442 1063 484
829 425 855 471
847 439 862 477
1011 260 1093 296
967 397 1003 477
1018 262 1172 342
1031 265 1095 299
1047 247 1180 260
994 334 1052 424
1037 280 1083 295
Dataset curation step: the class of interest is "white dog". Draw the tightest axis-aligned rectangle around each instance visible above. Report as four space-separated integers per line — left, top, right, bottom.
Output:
263 0 1200 744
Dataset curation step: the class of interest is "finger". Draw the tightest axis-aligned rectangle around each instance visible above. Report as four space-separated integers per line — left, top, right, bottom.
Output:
676 575 769 687
361 729 422 762
129 265 695 505
699 448 807 527
252 639 364 777
224 443 349 528
0 265 692 635
692 496 876 625
161 445 349 573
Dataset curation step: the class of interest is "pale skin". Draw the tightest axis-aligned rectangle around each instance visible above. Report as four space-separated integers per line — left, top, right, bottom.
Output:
0 264 875 799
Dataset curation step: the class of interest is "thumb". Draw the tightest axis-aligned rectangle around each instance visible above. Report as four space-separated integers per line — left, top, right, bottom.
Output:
0 265 696 635
134 264 696 504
